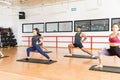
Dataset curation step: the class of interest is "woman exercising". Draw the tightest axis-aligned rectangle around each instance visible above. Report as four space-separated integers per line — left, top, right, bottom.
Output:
67 26 95 57
26 28 52 61
96 23 120 68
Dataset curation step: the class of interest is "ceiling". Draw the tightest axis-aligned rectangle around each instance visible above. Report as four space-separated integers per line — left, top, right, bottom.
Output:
3 0 81 6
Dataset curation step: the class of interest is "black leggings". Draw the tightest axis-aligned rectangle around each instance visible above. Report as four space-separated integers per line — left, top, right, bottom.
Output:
107 46 120 58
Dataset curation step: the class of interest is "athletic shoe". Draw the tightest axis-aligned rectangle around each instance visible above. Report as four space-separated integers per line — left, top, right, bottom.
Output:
94 65 103 68
25 58 30 60
0 55 4 57
66 54 72 56
91 55 96 58
48 59 52 62
0 52 4 57
48 59 52 63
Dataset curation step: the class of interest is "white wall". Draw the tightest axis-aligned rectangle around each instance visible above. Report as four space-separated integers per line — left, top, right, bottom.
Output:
11 6 23 46
0 6 13 27
2 0 120 48
0 6 22 46
21 0 120 22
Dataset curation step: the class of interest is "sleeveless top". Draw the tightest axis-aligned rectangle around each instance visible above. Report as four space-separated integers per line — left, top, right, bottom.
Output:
74 32 82 44
109 36 120 43
31 35 40 46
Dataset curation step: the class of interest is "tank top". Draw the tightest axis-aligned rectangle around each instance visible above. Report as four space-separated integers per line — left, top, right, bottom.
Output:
31 35 40 46
109 36 120 43
74 32 82 44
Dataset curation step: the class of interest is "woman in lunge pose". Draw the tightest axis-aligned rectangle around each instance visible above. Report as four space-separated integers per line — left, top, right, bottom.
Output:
96 23 120 68
26 28 52 61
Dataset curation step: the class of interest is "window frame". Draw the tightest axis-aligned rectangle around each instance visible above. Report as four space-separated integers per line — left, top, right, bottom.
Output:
22 23 44 33
74 20 91 32
45 21 73 33
58 21 73 32
111 18 120 31
22 23 33 33
90 19 109 31
45 22 59 33
74 18 109 32
33 23 44 33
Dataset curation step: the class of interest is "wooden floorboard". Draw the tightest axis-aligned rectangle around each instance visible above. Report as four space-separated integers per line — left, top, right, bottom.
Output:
0 47 120 80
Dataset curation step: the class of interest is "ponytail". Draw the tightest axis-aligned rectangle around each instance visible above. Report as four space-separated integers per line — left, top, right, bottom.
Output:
38 33 41 36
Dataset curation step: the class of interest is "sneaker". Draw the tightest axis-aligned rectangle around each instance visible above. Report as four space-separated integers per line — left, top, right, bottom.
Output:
94 65 103 68
0 52 4 57
48 59 52 62
0 55 4 57
66 54 72 56
25 58 30 60
91 55 96 58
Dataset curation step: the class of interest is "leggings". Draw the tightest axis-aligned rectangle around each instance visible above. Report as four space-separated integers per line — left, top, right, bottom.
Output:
26 44 50 59
98 46 120 58
108 46 120 57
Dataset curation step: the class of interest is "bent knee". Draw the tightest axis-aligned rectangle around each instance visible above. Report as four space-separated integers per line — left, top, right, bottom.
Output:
27 48 31 51
68 44 73 48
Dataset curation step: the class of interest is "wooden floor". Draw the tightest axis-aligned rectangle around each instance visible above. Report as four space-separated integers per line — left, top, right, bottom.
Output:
0 47 120 80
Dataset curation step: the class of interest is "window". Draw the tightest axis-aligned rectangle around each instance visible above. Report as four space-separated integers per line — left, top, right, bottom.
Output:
33 23 44 33
74 19 109 32
74 20 90 32
22 23 44 33
59 21 73 32
91 19 109 31
45 21 73 32
22 24 33 33
111 18 120 26
45 22 58 32
111 18 120 31
111 18 120 25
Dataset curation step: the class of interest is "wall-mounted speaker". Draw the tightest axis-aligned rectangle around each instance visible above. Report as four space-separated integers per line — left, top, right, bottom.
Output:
19 12 25 19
